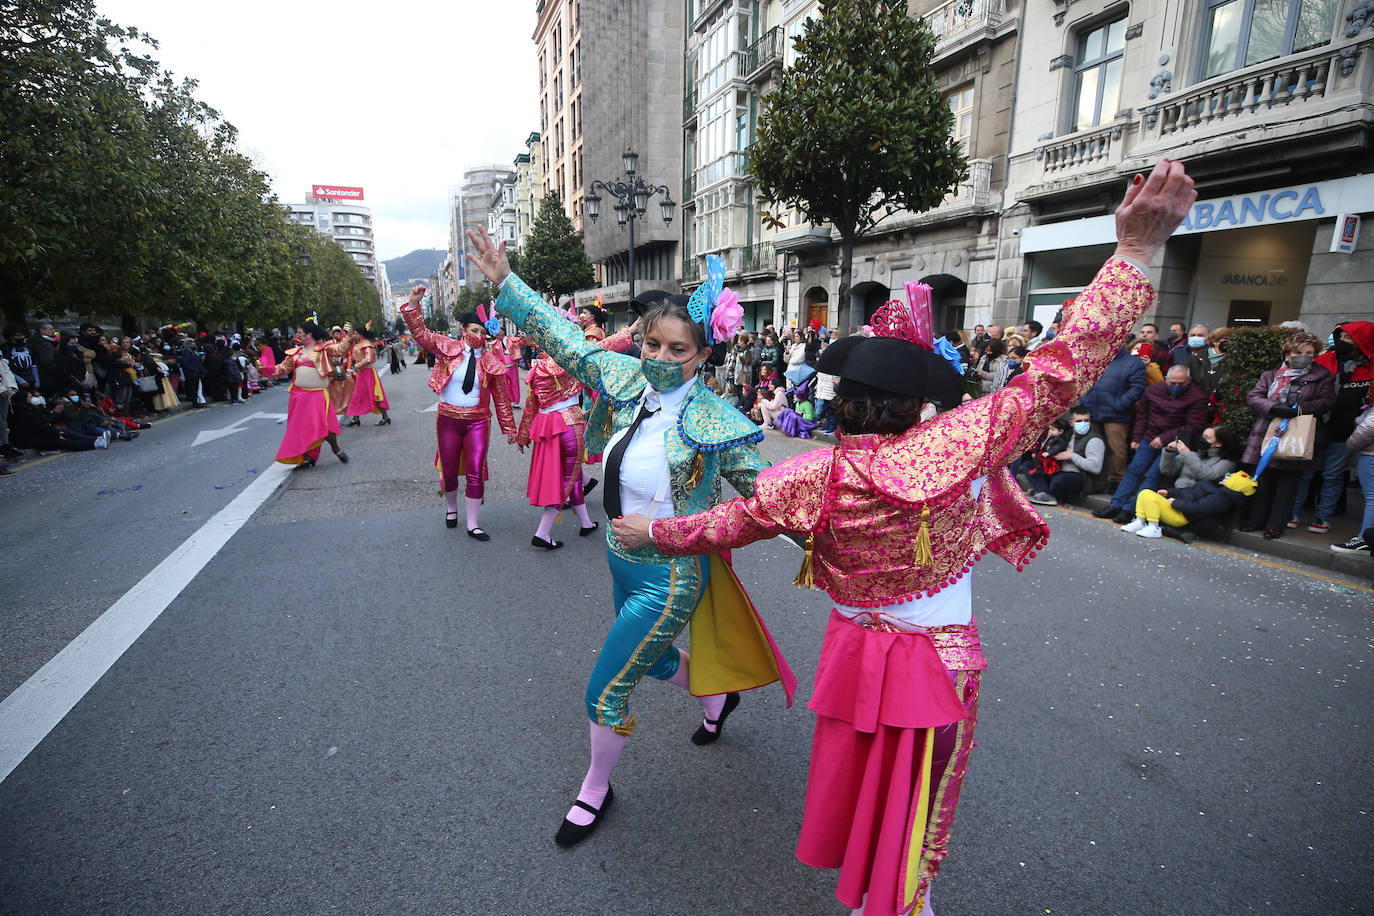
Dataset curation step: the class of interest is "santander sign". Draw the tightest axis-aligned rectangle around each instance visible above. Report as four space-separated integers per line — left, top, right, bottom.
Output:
312 184 364 201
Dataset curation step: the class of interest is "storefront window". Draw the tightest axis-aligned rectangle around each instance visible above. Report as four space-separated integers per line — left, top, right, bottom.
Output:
1201 0 1337 79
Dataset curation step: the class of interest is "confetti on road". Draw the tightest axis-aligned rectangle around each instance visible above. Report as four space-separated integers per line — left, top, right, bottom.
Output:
214 467 260 489
96 484 144 495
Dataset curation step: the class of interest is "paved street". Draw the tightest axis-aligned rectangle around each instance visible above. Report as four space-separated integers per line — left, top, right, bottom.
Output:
1 366 1371 915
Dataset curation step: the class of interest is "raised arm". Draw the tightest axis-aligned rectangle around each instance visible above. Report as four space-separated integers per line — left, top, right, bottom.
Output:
468 227 634 393
399 288 463 359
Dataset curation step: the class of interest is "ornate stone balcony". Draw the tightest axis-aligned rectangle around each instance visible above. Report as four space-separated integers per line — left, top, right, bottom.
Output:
925 0 1007 58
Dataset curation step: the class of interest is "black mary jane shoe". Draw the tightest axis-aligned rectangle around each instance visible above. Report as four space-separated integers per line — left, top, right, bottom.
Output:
445 512 459 529
376 417 391 426
691 692 741 746
578 521 600 537
343 417 360 428
295 456 317 470
554 785 613 848
468 528 491 542
531 534 563 550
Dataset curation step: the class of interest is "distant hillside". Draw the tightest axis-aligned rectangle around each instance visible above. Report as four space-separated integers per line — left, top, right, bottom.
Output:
384 249 446 291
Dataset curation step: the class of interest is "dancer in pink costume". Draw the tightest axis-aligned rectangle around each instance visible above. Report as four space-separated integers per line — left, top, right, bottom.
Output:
273 320 354 467
400 292 516 540
343 327 392 426
616 160 1196 916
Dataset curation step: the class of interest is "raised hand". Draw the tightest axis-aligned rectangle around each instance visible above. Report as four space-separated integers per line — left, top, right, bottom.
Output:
1114 159 1197 265
465 226 511 286
407 285 426 309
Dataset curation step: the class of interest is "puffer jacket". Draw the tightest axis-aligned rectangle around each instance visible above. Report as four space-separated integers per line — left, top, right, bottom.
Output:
1159 447 1237 489
1344 403 1374 456
1080 348 1147 423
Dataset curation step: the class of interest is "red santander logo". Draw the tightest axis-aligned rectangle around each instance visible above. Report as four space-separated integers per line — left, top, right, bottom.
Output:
312 184 364 201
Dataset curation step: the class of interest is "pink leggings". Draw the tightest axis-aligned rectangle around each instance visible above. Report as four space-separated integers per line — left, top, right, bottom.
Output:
437 415 488 498
557 427 586 507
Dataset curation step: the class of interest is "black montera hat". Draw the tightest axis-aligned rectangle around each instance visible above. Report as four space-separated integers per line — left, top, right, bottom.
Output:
818 336 964 408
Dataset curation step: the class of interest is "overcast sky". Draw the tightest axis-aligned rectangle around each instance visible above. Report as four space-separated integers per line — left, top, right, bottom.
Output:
97 0 540 261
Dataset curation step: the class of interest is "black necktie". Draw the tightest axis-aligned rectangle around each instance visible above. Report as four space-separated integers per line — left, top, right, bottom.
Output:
461 347 478 394
603 401 659 518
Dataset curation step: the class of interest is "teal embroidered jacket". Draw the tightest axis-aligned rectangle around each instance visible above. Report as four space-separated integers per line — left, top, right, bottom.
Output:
497 273 768 561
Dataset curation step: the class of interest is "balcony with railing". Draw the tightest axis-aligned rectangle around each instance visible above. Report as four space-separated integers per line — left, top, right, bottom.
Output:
926 0 1006 59
682 256 702 282
683 173 697 203
879 158 996 230
695 151 751 191
1137 37 1374 148
1037 123 1125 176
683 87 697 123
744 26 784 83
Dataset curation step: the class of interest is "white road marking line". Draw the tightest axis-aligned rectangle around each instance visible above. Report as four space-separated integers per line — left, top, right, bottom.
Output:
0 461 293 784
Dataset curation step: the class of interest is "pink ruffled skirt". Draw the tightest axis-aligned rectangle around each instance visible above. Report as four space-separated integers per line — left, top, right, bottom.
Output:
275 386 340 464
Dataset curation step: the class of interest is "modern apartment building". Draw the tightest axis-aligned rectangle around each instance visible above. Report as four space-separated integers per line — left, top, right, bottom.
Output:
1002 0 1374 333
286 195 380 284
683 0 1021 335
538 0 685 313
449 166 516 291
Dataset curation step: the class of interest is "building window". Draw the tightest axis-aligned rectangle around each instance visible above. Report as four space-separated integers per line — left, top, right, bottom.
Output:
947 83 974 153
1071 16 1126 132
1200 0 1337 79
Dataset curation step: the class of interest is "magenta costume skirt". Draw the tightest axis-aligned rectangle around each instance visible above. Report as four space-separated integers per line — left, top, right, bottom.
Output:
525 410 585 507
796 610 982 916
345 367 390 415
275 386 340 464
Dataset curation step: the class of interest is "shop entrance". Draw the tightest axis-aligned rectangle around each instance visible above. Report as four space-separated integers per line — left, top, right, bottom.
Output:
1226 300 1272 326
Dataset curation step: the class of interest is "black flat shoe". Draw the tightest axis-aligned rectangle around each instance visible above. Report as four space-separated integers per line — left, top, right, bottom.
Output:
691 692 740 746
445 512 459 529
295 456 317 470
345 418 360 427
376 417 391 426
1091 505 1118 519
468 528 491 542
579 521 599 537
554 785 613 847
1112 509 1134 524
336 451 349 463
531 534 562 550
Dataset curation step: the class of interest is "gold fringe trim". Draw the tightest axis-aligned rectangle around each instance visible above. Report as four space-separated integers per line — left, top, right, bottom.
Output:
686 450 705 490
793 533 817 589
611 714 637 737
601 408 614 439
912 505 933 567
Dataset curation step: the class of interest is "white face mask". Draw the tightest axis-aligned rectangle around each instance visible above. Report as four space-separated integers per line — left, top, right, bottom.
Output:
31 396 45 406
919 402 938 423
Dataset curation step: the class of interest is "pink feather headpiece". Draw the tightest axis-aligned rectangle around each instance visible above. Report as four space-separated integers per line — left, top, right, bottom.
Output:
869 281 935 351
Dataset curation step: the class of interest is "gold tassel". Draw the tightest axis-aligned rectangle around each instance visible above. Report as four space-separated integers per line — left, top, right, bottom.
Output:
686 450 705 490
611 714 637 737
793 533 817 589
601 408 613 439
912 505 933 567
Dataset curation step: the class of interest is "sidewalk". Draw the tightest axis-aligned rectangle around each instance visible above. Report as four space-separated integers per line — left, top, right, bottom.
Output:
806 427 1372 579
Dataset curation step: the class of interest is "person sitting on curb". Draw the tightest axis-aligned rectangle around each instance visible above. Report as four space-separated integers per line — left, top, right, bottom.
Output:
1027 406 1107 506
1121 470 1257 539
1157 424 1238 489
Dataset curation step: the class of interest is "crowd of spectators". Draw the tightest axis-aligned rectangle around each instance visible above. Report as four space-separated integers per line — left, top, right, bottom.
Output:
0 321 308 474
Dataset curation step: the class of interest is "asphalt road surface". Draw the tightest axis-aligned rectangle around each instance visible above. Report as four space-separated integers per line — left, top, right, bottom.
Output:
2 365 1370 915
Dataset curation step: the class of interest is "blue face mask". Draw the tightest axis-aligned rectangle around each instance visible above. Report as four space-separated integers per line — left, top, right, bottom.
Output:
641 356 690 392
1073 421 1091 435
1188 336 1206 349
1167 383 1188 396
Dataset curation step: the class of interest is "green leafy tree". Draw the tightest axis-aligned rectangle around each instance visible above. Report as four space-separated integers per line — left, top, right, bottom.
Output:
511 195 594 300
453 280 497 322
750 0 968 321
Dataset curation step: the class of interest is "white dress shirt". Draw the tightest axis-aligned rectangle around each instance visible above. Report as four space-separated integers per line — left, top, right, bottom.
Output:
440 346 482 408
606 379 693 520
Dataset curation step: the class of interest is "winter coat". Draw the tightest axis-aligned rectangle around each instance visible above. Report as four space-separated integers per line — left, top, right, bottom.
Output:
1315 320 1374 441
1344 404 1374 457
1170 477 1249 523
1132 380 1210 446
1080 348 1147 423
1241 363 1337 467
1158 447 1236 489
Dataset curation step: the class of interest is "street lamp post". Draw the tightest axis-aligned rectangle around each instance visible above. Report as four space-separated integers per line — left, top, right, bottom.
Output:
582 147 676 301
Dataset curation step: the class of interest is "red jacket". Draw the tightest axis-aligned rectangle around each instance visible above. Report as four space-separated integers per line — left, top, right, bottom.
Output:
1315 320 1374 440
1132 380 1210 446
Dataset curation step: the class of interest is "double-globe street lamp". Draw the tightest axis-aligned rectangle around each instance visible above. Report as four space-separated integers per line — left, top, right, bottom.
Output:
583 147 675 301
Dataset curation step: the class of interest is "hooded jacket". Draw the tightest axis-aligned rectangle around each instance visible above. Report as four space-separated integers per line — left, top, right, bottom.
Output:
1170 471 1254 522
1315 320 1374 441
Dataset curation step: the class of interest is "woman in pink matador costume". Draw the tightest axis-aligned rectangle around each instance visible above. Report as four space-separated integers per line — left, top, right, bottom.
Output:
273 320 356 467
326 325 355 415
516 315 639 548
400 292 517 540
616 161 1197 916
343 327 392 426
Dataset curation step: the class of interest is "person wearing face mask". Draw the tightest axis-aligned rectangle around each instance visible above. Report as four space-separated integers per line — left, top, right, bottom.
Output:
1094 364 1210 524
1298 321 1374 535
1238 332 1337 538
611 158 1199 916
1157 423 1239 490
8 389 102 452
469 228 794 850
1026 407 1109 506
398 301 517 539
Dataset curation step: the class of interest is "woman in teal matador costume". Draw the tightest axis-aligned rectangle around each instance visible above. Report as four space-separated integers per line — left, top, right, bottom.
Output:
467 226 795 848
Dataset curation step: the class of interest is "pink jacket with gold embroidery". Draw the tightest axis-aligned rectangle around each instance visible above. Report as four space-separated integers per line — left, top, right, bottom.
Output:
651 259 1154 606
515 327 636 446
401 304 515 435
